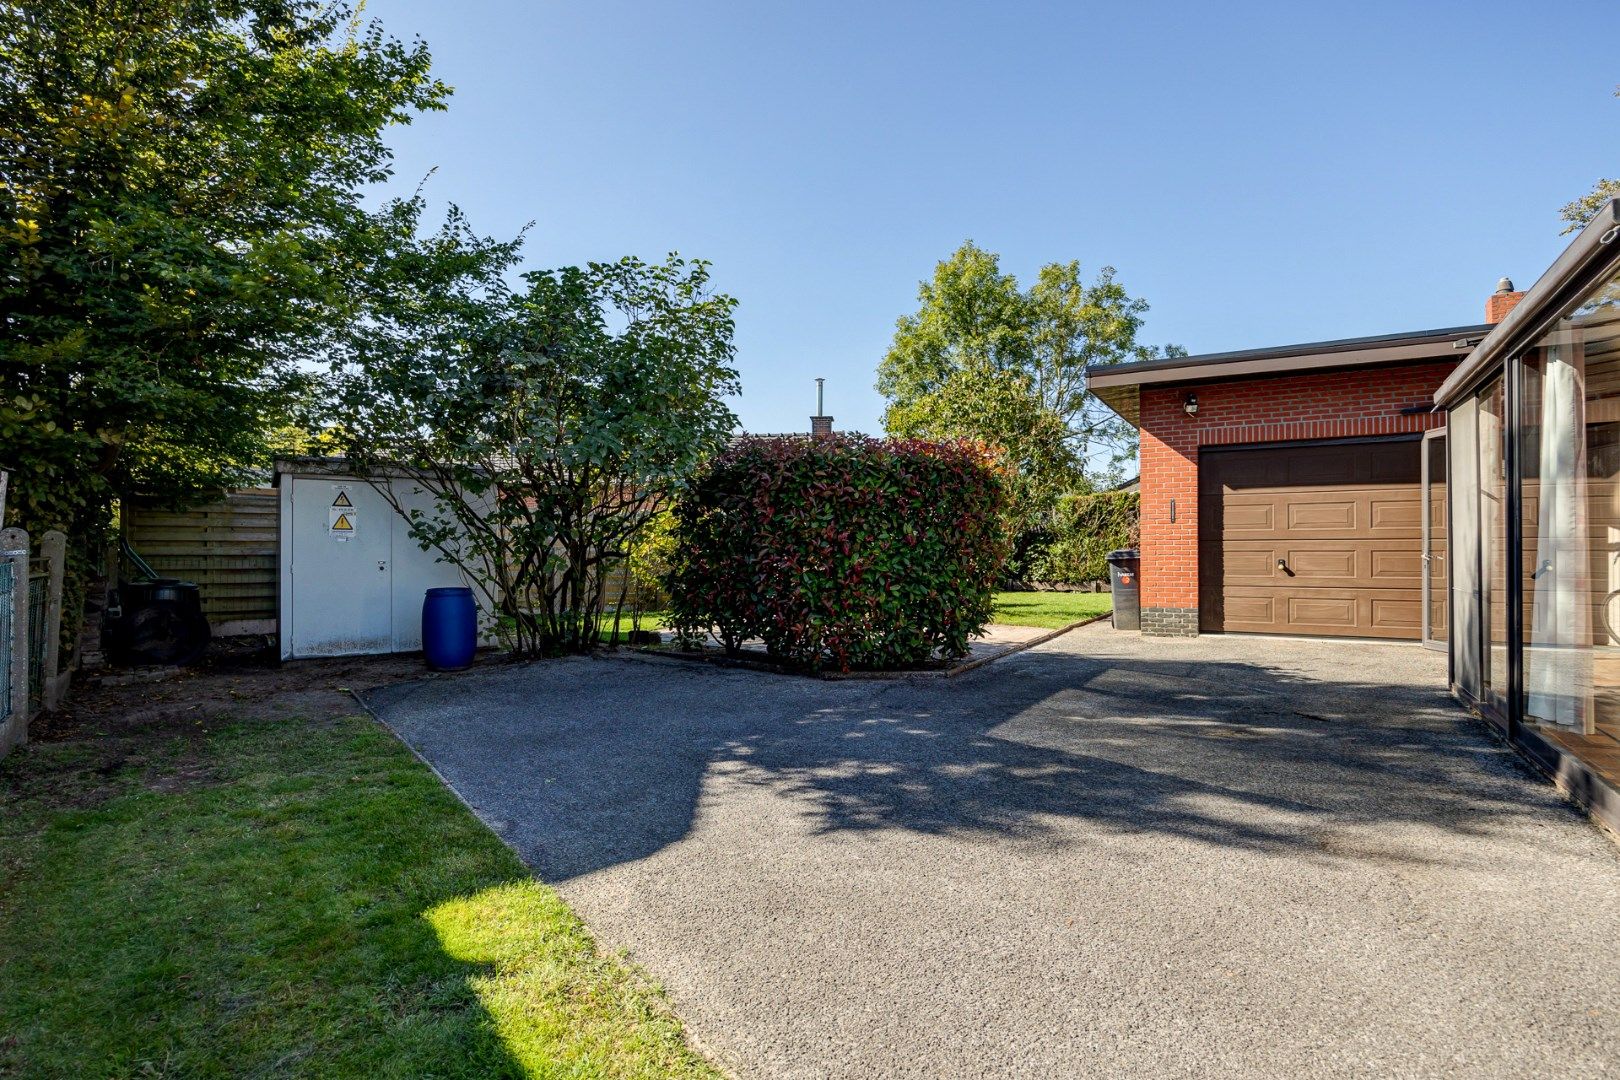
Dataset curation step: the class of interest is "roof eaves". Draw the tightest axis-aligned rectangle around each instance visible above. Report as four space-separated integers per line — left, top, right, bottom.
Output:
1087 323 1492 384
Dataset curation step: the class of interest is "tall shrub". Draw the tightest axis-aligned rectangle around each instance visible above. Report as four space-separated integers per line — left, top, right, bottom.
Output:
666 436 1011 672
1031 491 1139 584
331 250 739 657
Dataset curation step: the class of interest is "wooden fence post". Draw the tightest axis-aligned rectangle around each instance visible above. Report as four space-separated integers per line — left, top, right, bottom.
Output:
40 530 66 710
0 525 30 755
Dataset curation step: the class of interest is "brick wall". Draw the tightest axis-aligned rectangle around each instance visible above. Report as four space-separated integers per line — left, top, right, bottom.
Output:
1136 360 1453 635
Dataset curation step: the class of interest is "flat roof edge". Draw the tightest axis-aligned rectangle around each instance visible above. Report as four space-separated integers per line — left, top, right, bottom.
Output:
1088 337 1472 394
1087 323 1490 384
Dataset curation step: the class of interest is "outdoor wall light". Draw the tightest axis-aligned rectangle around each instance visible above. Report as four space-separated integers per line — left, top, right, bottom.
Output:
1183 393 1198 417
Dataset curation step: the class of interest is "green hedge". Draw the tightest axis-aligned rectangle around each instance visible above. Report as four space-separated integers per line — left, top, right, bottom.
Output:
666 435 1010 671
1029 490 1139 584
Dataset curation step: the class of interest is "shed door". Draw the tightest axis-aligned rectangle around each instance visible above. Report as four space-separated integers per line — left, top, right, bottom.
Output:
287 477 393 657
1198 438 1424 639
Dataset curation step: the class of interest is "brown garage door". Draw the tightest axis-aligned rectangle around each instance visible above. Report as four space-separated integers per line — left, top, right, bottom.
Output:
1198 439 1424 639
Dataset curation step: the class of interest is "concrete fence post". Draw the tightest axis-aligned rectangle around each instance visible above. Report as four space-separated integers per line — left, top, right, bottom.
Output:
0 525 30 755
40 530 66 710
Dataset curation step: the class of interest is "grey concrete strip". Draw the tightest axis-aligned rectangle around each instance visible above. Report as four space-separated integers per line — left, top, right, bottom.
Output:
369 626 1620 1079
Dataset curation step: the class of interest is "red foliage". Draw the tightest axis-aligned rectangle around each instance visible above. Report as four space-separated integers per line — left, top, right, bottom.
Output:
666 435 1011 671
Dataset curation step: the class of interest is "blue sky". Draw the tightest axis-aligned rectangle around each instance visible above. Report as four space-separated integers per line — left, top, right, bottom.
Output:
365 0 1615 439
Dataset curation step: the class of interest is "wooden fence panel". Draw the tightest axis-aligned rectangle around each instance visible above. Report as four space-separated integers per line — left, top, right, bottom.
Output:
123 489 278 634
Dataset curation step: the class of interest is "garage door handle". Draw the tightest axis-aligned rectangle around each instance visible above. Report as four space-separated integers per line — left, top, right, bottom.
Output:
1277 558 1293 576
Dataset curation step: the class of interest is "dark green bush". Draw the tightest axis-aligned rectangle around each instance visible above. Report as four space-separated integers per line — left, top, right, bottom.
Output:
1030 491 1139 584
666 435 1010 671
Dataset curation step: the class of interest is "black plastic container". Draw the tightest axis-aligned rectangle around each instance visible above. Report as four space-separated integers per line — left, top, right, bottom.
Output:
105 578 212 665
1106 549 1140 631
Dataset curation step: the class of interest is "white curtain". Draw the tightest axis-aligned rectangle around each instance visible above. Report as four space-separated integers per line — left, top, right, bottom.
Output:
1526 348 1594 732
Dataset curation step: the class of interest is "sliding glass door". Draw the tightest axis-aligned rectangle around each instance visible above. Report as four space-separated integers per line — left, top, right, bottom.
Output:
1480 377 1510 716
1443 234 1620 813
1515 268 1620 765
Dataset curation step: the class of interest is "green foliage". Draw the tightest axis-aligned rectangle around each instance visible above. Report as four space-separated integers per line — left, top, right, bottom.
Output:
877 241 1179 491
666 435 1011 672
1028 491 1139 585
1561 86 1620 233
884 358 1079 537
0 0 447 644
1560 179 1620 235
331 233 740 658
620 509 676 620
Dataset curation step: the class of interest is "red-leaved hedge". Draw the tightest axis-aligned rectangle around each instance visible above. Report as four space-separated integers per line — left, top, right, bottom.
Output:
666 435 1011 671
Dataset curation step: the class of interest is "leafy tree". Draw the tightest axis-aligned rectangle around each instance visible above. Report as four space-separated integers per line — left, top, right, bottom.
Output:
1560 85 1620 233
877 241 1177 570
878 242 1175 483
0 0 446 636
1030 490 1139 585
619 508 676 635
1560 178 1619 234
883 360 1074 569
330 231 741 658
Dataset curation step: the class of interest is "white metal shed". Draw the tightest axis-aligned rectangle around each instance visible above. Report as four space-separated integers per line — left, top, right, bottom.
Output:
275 460 488 660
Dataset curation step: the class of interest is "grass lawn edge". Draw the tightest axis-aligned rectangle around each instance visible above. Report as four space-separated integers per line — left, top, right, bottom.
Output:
344 683 732 1076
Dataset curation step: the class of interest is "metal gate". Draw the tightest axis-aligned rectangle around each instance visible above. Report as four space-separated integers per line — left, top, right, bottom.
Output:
0 559 13 723
27 562 47 711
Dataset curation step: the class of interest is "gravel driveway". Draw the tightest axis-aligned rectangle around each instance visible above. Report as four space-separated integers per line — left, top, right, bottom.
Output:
369 625 1620 1078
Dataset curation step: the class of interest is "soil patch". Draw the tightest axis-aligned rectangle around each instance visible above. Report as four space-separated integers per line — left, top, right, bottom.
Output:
6 638 450 810
32 636 432 743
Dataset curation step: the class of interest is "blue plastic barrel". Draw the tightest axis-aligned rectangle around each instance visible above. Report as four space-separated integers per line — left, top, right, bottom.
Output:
422 587 477 670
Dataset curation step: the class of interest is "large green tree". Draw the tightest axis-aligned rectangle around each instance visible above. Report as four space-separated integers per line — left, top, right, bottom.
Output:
877 241 1177 551
0 0 446 595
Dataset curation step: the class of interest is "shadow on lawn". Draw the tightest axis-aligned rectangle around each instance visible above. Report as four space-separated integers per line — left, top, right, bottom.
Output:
368 642 1548 885
0 732 542 1078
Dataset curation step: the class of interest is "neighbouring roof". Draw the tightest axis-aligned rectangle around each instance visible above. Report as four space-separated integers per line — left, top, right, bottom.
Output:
1086 323 1491 426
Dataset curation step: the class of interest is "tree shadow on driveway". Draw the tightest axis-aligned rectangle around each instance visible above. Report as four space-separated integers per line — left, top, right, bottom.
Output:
366 636 1568 885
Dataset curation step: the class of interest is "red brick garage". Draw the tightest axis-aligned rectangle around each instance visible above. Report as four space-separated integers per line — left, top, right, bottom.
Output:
1087 292 1521 639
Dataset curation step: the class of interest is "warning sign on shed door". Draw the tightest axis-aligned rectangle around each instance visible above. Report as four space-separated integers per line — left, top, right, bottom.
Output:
329 489 357 541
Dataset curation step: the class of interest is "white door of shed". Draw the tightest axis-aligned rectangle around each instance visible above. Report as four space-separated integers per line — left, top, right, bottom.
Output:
281 475 474 659
286 478 392 657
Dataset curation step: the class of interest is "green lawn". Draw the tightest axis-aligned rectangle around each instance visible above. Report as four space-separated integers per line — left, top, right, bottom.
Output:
992 590 1113 629
598 611 667 644
0 704 718 1078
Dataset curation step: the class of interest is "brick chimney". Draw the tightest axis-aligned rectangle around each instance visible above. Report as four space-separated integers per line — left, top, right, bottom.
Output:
1486 276 1526 324
811 377 834 438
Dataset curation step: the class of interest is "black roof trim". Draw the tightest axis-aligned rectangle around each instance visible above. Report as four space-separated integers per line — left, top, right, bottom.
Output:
1087 323 1493 380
